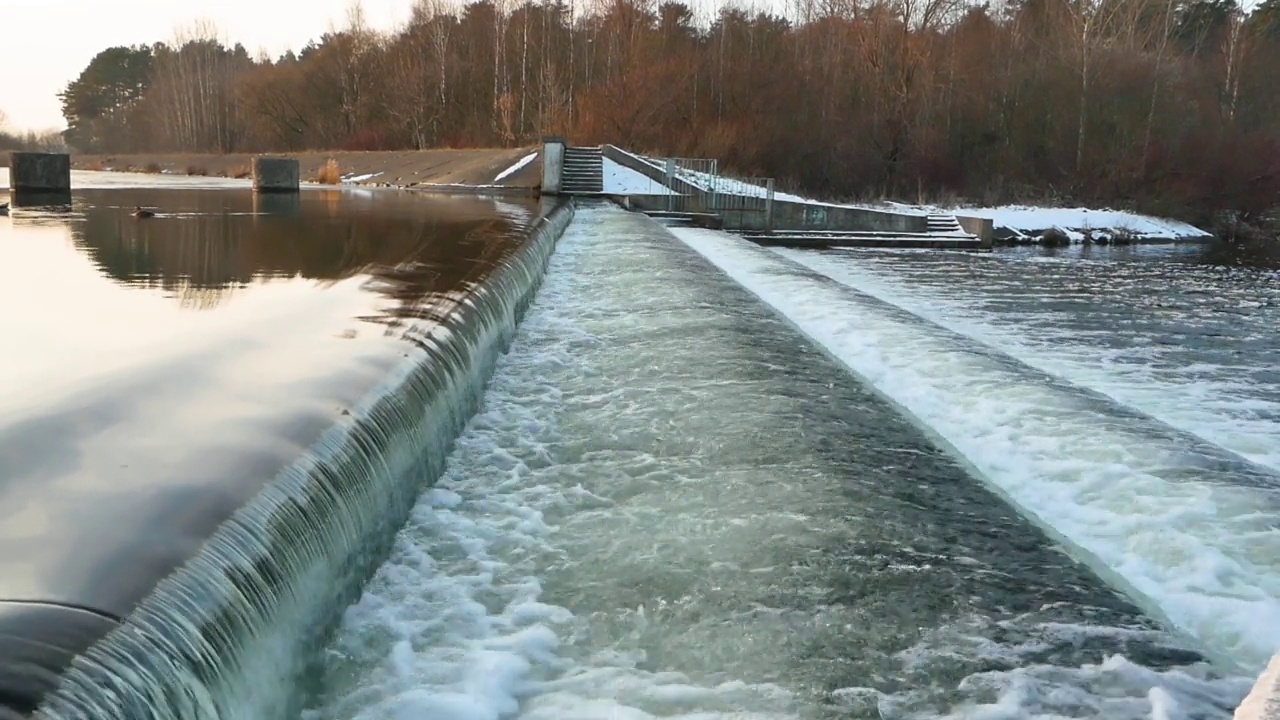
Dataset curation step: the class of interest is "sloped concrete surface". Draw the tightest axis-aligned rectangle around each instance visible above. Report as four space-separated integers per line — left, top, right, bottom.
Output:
1238 656 1280 720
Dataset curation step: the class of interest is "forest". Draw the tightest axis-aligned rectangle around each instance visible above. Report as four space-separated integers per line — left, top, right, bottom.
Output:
47 0 1280 232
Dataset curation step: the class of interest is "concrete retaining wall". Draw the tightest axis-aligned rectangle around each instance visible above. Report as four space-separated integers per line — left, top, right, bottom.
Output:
605 146 927 234
542 138 565 194
743 199 925 234
622 193 926 234
1237 656 1280 720
956 215 994 244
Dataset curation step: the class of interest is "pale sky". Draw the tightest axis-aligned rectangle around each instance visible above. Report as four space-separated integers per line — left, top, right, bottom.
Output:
0 0 412 131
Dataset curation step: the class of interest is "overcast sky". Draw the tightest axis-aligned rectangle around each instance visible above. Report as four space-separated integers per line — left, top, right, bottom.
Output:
0 0 411 131
3 0 1262 133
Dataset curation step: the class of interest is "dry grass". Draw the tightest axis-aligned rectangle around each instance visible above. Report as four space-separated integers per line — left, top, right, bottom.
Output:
82 159 106 171
229 163 252 179
186 165 209 176
312 158 341 184
143 162 163 174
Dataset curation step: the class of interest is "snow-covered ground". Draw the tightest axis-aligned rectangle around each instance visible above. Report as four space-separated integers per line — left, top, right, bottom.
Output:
888 202 1211 241
610 145 1212 240
601 158 674 195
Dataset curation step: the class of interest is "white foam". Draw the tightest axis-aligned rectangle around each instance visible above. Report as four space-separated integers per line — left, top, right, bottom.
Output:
773 248 1280 473
670 226 1280 674
311 208 1252 720
310 213 801 720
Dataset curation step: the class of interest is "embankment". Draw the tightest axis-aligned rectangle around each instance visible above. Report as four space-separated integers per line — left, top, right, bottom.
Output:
68 147 542 189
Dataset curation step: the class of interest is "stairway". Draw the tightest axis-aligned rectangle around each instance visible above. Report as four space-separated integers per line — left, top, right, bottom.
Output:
926 214 968 236
561 146 604 194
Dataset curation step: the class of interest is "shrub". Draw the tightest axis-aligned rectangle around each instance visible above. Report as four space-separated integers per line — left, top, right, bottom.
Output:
313 158 340 184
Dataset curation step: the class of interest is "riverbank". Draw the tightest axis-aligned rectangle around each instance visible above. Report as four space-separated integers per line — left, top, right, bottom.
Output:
66 148 542 190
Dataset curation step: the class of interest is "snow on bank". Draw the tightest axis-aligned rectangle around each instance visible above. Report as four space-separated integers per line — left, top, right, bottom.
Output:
341 171 383 184
892 203 1212 240
608 144 1207 239
493 152 537 183
602 158 674 195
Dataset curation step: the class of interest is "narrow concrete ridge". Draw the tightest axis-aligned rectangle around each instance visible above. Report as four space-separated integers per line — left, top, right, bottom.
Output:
1238 656 1280 720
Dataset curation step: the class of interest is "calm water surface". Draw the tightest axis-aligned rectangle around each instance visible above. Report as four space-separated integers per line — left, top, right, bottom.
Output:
0 178 539 622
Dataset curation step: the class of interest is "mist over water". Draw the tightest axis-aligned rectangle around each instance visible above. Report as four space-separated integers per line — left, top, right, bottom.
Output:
310 206 1248 720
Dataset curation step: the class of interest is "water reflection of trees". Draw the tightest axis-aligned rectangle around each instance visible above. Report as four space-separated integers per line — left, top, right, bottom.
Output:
72 189 538 313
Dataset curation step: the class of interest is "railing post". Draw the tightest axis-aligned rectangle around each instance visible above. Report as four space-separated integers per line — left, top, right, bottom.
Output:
766 179 775 232
710 159 719 213
665 159 676 212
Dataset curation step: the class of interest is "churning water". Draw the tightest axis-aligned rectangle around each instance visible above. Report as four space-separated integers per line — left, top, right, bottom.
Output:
670 230 1280 674
773 245 1280 472
307 206 1250 720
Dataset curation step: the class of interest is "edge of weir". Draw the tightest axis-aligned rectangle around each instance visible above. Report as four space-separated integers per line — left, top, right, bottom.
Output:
31 197 576 720
1237 656 1280 720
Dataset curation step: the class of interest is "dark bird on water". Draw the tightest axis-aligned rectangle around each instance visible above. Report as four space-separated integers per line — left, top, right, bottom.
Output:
132 206 155 218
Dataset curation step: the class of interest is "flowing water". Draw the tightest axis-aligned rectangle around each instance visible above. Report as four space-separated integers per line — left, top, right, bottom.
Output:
669 230 1280 672
307 206 1252 720
771 244 1280 472
0 180 563 720
5 173 1271 719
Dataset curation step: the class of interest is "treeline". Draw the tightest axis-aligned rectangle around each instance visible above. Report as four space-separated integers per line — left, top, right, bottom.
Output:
61 0 1280 226
0 110 68 154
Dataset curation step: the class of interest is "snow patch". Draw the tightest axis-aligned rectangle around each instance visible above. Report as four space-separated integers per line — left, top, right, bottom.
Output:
930 205 1211 240
601 158 674 195
493 152 538 183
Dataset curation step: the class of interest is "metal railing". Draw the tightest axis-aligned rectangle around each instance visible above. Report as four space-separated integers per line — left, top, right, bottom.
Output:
708 176 774 213
643 156 774 218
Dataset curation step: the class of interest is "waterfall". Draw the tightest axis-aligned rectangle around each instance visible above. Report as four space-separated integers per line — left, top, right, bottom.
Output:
33 201 575 720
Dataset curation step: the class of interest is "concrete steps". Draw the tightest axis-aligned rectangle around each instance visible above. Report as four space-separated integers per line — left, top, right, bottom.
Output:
562 146 603 194
926 214 967 235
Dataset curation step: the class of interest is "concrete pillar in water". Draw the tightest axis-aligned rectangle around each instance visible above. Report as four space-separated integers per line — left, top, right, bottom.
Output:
252 157 300 193
541 138 565 195
9 152 71 205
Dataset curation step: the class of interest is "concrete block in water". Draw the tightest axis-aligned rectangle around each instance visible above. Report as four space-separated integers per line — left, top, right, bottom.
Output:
541 138 565 195
252 157 300 193
1237 655 1280 720
9 152 71 193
